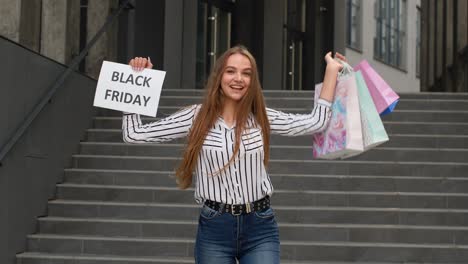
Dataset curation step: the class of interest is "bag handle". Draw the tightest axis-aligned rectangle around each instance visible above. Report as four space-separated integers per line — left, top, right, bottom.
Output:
336 59 354 79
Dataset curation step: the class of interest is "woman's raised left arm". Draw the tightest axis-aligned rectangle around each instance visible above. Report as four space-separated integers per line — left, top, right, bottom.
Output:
267 99 331 136
267 52 347 136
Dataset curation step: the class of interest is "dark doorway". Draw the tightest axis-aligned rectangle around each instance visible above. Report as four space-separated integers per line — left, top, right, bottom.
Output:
196 0 264 89
195 0 334 90
284 0 334 90
117 0 165 70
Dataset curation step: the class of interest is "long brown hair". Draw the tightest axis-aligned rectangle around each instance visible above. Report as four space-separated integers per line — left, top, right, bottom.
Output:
175 45 270 189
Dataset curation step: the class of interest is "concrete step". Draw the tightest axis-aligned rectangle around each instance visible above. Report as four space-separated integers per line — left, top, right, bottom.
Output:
15 252 410 264
380 110 468 122
159 97 468 111
25 234 468 262
98 109 468 126
79 142 468 163
156 89 468 100
87 127 468 145
47 200 468 226
17 252 195 264
55 184 468 209
70 155 468 177
86 129 468 148
96 96 468 111
37 217 468 245
63 168 468 193
95 109 468 123
18 90 468 264
384 121 468 134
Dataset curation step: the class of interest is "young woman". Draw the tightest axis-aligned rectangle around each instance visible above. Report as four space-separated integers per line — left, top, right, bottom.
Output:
123 45 346 264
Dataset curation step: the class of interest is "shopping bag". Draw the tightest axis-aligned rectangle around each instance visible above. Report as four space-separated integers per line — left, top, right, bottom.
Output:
354 60 399 116
354 70 389 152
313 64 364 159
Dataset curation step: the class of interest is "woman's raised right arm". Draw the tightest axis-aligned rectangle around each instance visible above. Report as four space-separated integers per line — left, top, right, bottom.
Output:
122 104 199 143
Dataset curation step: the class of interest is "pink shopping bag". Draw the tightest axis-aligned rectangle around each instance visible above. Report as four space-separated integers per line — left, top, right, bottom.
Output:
313 69 364 159
354 60 399 115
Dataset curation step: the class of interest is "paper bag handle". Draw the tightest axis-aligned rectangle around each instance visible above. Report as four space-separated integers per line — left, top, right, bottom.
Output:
336 59 354 79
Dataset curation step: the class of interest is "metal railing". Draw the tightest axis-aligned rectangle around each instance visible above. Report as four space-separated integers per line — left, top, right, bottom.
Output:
0 0 132 165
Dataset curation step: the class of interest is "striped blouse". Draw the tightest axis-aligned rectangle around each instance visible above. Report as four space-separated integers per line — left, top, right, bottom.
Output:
122 98 332 205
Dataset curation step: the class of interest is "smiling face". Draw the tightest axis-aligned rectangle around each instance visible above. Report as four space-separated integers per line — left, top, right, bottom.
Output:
220 53 252 105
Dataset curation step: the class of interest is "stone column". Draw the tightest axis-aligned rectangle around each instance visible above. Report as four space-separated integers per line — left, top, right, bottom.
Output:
334 0 346 54
18 0 42 52
181 0 198 90
263 0 285 90
66 0 81 63
86 0 119 79
0 0 42 51
0 0 21 42
164 0 183 89
41 0 67 63
456 0 467 92
41 0 80 64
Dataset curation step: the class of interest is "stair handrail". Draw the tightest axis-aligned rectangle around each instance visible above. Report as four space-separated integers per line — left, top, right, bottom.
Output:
0 0 132 165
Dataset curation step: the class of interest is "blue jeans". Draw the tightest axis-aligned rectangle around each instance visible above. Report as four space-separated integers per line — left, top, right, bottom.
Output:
194 204 280 264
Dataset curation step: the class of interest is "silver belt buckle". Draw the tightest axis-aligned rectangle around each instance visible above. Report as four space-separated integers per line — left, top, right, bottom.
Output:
231 205 242 216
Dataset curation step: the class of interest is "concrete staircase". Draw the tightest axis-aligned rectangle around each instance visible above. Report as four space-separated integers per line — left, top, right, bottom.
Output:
17 90 468 263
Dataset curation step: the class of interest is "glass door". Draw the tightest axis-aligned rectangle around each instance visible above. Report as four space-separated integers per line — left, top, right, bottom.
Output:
283 0 334 90
196 0 234 89
284 0 306 90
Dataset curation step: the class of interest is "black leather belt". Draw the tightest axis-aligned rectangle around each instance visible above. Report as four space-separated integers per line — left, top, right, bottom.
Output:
204 196 270 216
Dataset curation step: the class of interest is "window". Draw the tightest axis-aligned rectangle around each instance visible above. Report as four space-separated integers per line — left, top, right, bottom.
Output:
346 0 362 51
374 0 407 69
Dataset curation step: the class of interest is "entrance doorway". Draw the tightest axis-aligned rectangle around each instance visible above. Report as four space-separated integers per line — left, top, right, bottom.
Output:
284 0 334 90
196 0 264 89
196 0 233 88
195 0 334 90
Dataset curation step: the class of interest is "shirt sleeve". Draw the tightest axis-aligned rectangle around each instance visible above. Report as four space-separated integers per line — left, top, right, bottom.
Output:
267 98 332 136
122 104 199 143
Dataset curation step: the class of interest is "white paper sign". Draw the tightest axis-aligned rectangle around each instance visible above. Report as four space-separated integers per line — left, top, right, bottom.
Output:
93 61 166 117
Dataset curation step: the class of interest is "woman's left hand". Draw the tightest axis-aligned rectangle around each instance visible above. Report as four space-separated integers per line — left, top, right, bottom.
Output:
324 52 347 71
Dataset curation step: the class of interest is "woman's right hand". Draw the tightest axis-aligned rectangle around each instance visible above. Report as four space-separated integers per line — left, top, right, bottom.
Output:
129 57 153 71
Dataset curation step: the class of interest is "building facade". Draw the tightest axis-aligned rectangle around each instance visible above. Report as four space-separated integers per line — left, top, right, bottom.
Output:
1 0 466 93
345 0 421 93
0 0 346 91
